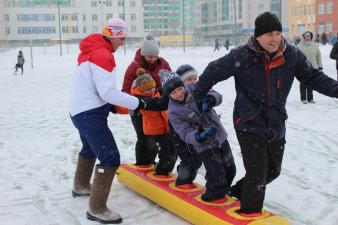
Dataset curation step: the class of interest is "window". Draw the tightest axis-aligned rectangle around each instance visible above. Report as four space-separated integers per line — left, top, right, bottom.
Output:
318 3 325 14
318 23 325 33
326 23 333 32
131 26 136 32
61 14 68 21
119 14 125 20
83 26 87 33
326 2 333 14
131 14 136 21
62 26 68 33
83 14 86 21
5 27 10 35
72 14 78 21
4 14 9 22
130 1 136 7
92 14 98 21
118 0 124 7
91 1 97 7
106 1 112 7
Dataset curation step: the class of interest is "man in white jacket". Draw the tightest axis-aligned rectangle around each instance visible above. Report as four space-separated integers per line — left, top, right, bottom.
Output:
70 17 146 224
297 31 323 103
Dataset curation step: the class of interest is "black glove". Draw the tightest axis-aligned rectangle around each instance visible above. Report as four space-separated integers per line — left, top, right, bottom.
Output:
199 95 216 113
318 67 323 71
109 105 117 114
135 98 147 110
195 125 217 143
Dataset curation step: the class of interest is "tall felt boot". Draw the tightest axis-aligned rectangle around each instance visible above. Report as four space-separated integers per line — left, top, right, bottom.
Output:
72 154 96 197
86 166 122 224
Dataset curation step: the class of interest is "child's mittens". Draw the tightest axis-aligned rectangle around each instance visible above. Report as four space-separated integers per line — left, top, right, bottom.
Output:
199 95 216 113
195 125 217 143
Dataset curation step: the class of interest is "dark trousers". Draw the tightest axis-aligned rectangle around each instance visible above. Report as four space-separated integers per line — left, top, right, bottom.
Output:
71 104 120 167
146 134 177 175
200 140 236 200
130 112 157 165
231 131 285 213
300 83 313 102
15 64 23 74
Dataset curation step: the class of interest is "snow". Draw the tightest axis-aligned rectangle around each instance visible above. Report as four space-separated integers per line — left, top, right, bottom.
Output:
0 43 338 225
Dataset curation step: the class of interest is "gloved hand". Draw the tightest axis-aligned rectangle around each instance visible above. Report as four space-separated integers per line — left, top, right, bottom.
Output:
135 97 147 110
195 125 217 143
199 95 216 113
109 105 117 114
318 67 323 70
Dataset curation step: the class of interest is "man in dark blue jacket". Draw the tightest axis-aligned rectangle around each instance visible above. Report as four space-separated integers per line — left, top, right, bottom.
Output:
193 11 338 216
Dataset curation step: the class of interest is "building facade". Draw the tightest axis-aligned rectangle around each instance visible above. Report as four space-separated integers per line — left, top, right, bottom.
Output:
194 0 288 44
316 0 338 37
1 0 144 44
288 0 316 40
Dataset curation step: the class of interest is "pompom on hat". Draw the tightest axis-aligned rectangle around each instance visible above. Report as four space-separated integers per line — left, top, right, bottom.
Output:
132 68 156 92
102 17 128 38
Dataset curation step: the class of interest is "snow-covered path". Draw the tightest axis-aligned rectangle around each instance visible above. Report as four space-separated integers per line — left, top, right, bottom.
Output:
0 45 337 225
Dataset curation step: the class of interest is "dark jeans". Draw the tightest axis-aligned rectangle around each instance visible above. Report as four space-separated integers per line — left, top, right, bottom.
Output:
300 83 313 102
15 64 23 74
200 140 236 200
130 112 157 165
71 104 120 167
231 131 285 213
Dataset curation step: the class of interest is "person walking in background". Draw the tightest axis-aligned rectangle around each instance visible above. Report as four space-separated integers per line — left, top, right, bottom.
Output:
193 11 338 216
330 33 338 80
224 39 230 51
160 69 236 202
70 17 148 224
122 34 171 167
14 50 25 75
214 38 220 52
297 31 323 104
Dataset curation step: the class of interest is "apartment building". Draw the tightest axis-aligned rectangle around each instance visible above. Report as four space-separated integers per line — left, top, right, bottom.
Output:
316 0 338 36
194 0 288 44
142 0 194 36
288 0 316 39
1 0 144 44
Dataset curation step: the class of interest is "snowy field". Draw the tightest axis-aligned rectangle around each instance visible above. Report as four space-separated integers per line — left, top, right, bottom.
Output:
0 43 338 225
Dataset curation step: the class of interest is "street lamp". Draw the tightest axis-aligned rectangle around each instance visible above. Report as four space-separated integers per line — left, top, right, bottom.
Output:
57 0 62 56
182 0 186 53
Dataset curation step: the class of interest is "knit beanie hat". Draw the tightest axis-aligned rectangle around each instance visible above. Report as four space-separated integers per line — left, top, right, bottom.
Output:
254 12 282 38
132 68 156 92
302 31 313 40
141 34 159 56
176 64 198 81
102 17 128 37
159 69 184 95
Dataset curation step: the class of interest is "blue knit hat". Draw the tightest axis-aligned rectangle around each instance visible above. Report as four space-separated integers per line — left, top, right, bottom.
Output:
159 69 184 95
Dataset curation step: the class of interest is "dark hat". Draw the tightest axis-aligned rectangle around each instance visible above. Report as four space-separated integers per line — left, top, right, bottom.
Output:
159 69 184 95
141 34 159 56
176 64 198 81
254 12 282 38
132 68 156 92
302 31 313 40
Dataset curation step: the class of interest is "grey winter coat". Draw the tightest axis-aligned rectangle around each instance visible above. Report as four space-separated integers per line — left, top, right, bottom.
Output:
297 40 322 69
168 83 227 153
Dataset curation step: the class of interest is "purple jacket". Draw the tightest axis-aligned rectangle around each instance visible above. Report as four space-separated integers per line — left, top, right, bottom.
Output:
168 83 228 153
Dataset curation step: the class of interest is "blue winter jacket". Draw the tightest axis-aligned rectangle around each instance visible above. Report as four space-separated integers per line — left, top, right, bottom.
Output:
194 36 338 142
168 83 227 153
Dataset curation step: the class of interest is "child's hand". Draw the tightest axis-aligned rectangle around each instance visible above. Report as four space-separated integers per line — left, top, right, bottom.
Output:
195 125 217 143
199 95 216 113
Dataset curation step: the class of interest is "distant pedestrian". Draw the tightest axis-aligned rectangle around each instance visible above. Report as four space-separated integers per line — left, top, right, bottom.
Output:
224 39 230 51
214 39 220 52
297 31 323 103
14 51 25 75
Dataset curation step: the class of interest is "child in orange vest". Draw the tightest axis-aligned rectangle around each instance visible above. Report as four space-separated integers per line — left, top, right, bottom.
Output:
130 68 177 175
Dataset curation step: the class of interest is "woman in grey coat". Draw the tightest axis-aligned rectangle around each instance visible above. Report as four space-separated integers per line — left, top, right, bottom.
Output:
159 69 236 202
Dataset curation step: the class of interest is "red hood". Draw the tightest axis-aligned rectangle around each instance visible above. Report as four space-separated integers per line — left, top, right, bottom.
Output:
77 34 116 71
78 34 113 64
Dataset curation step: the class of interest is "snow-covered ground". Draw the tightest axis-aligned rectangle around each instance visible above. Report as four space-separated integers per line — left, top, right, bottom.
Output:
0 43 337 225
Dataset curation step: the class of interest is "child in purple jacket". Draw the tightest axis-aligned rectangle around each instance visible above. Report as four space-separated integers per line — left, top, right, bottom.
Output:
159 69 236 202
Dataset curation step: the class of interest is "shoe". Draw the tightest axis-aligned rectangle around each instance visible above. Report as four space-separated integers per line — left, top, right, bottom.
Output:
301 100 307 104
201 191 225 202
236 209 262 217
308 100 315 103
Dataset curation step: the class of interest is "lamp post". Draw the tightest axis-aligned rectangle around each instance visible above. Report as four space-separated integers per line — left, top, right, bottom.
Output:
123 0 126 55
57 0 62 56
182 0 186 53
